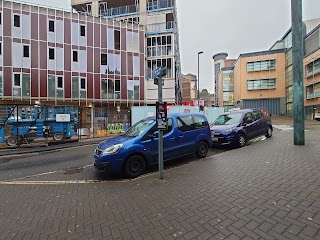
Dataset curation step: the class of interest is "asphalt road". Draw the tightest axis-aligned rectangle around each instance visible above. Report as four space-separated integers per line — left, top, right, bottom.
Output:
0 143 228 182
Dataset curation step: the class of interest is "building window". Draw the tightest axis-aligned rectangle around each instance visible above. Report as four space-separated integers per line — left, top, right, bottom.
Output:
306 58 320 77
247 59 276 72
73 51 78 62
23 45 30 58
14 74 21 87
49 48 54 60
80 25 86 37
57 77 63 89
101 54 107 65
49 20 55 32
80 78 86 90
13 15 20 27
247 78 276 90
101 79 120 99
114 30 120 50
0 42 2 55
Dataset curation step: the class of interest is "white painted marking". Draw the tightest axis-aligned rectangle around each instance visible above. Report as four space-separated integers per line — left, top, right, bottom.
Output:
273 125 293 131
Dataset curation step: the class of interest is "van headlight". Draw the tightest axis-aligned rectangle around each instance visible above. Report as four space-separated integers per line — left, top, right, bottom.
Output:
103 144 123 154
223 126 236 134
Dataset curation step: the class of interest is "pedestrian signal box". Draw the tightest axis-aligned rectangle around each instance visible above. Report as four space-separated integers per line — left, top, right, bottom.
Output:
156 101 168 130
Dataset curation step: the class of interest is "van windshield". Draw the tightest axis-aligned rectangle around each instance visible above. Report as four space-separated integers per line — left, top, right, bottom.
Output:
213 112 242 125
123 118 155 137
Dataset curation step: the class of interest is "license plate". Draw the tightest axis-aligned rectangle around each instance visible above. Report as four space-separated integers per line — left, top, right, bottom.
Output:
212 137 219 141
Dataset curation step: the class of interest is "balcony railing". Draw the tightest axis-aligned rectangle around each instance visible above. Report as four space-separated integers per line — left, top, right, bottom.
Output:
147 0 174 11
306 91 320 99
147 21 174 34
99 4 139 18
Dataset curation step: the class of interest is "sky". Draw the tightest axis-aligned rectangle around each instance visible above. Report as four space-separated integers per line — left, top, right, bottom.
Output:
176 0 320 93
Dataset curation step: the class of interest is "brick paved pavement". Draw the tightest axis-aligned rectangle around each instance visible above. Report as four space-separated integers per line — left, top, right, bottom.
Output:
0 119 320 239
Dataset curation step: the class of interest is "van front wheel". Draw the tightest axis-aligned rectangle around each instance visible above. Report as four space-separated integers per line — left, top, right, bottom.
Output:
124 155 146 178
196 141 209 158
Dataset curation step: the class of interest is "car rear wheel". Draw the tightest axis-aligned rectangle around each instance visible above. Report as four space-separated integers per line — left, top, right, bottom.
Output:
53 132 64 141
124 155 146 178
265 126 273 138
237 134 246 148
196 141 209 158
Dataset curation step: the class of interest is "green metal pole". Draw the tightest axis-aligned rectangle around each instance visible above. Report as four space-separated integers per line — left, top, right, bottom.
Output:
291 0 305 145
158 76 164 179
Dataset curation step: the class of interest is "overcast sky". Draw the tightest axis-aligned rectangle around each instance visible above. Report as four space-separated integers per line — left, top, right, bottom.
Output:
176 0 320 93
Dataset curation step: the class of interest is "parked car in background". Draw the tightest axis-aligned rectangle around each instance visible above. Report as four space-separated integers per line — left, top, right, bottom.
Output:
210 108 273 148
315 112 320 121
93 113 212 178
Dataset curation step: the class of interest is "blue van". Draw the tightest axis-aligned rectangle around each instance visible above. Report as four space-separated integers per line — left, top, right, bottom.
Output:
210 108 273 148
93 113 212 178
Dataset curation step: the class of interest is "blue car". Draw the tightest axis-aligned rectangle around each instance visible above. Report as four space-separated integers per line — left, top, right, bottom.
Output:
93 113 212 178
210 108 273 148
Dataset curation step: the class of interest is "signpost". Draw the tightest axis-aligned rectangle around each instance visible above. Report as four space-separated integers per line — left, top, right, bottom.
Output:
154 66 167 179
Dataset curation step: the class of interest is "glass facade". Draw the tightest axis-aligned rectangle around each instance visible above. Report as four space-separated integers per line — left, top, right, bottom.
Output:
284 31 293 114
222 69 234 106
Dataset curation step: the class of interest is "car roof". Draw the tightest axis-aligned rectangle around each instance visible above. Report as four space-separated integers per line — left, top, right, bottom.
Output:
146 112 206 120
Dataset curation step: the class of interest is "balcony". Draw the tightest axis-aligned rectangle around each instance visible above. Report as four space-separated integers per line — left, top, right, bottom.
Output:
99 4 139 18
306 91 320 99
305 68 320 78
147 21 174 35
147 0 174 12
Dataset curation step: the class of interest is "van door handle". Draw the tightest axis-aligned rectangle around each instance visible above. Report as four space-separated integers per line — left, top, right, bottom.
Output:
179 135 184 139
169 137 175 140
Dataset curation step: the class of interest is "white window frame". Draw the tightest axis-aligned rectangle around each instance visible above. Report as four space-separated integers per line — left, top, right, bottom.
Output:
13 14 20 28
23 44 30 58
13 73 21 88
80 77 86 91
56 76 64 90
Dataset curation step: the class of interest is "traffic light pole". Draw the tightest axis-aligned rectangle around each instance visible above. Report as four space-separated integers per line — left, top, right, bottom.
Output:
158 76 164 179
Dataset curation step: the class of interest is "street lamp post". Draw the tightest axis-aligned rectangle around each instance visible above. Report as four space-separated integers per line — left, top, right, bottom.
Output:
197 51 203 110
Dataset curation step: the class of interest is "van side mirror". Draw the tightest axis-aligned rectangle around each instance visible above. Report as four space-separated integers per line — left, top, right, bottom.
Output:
149 131 159 139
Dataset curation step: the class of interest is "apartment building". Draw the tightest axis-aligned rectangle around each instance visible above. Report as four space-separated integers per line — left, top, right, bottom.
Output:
0 0 145 135
181 73 197 104
214 18 320 118
71 0 182 104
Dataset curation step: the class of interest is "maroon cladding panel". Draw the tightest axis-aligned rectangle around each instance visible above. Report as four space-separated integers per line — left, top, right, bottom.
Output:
31 13 38 39
121 28 126 51
121 51 126 75
22 69 30 73
121 76 127 100
31 41 38 69
94 48 100 73
87 22 93 47
140 54 144 78
140 77 144 100
87 73 93 99
3 37 12 67
40 70 47 97
94 74 100 100
31 69 38 97
3 67 12 96
64 71 71 98
64 18 71 44
100 25 107 49
64 45 71 71
87 47 93 73
127 53 133 76
94 23 100 47
139 31 144 54
39 14 47 41
39 42 47 69
3 8 11 37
